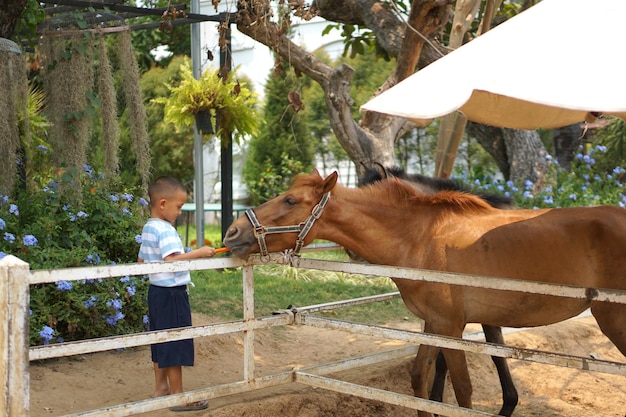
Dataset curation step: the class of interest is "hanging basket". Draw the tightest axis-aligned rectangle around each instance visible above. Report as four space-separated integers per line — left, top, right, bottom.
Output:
194 110 214 135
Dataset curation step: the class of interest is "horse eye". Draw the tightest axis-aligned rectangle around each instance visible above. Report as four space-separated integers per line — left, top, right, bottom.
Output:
284 196 297 206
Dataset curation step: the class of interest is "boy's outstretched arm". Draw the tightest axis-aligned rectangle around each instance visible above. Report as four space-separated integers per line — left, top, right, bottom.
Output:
164 246 216 261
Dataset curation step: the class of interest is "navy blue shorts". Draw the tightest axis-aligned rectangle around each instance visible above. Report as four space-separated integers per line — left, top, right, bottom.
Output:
148 285 194 368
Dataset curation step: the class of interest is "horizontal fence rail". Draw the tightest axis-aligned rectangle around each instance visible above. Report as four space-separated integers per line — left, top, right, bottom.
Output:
29 314 292 361
293 257 626 304
302 316 626 376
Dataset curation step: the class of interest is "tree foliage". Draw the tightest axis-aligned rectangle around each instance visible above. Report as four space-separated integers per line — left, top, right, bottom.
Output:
244 63 314 204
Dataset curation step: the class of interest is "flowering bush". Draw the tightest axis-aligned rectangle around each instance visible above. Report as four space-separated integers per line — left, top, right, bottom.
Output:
0 164 150 346
464 144 626 209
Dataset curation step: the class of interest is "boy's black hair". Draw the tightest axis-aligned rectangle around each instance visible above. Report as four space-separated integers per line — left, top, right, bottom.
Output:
148 176 186 206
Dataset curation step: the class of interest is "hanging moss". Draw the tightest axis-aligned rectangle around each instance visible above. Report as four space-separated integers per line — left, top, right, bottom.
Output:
0 38 28 195
41 31 95 200
97 32 120 184
118 30 151 194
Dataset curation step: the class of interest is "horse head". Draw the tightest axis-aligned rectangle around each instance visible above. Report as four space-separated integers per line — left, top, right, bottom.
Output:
224 169 338 259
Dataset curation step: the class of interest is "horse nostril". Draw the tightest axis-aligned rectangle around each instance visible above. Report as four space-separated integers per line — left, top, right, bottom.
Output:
225 226 239 240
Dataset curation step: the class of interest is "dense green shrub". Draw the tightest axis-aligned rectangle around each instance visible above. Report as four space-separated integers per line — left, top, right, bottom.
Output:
0 160 149 346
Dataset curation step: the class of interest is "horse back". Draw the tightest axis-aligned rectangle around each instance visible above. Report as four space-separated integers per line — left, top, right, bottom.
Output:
440 205 626 291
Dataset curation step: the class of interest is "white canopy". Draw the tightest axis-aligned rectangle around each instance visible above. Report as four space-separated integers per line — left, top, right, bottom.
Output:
361 0 626 130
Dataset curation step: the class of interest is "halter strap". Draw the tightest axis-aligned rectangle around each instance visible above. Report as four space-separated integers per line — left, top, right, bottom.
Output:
245 192 331 262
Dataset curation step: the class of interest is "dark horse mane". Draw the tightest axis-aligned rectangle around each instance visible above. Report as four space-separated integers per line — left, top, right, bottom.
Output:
359 165 514 210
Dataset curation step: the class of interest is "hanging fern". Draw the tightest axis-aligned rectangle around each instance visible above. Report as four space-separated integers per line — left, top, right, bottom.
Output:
97 32 120 184
0 39 28 195
152 59 261 144
118 29 151 194
41 30 96 206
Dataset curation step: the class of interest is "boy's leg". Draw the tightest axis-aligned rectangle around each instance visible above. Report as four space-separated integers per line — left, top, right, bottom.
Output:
153 362 170 397
165 365 184 394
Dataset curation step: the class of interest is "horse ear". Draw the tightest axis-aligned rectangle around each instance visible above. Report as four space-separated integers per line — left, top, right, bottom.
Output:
312 168 322 177
322 171 338 193
373 162 388 179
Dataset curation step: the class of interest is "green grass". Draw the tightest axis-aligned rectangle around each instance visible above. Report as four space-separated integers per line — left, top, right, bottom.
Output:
189 266 418 325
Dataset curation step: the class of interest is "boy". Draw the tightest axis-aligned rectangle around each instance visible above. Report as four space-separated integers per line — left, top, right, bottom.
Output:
138 176 215 412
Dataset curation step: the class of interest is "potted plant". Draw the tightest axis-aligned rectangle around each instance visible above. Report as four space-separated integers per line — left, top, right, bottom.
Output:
153 59 260 142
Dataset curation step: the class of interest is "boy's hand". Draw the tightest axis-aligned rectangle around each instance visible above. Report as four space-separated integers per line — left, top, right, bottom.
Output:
197 246 216 257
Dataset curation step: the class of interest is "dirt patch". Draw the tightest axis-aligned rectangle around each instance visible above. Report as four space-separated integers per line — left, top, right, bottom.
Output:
30 315 626 416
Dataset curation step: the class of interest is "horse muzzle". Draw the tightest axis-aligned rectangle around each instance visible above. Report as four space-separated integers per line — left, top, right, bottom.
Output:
223 225 257 259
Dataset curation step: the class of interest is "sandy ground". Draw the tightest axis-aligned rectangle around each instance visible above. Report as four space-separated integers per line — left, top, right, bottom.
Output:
30 314 626 417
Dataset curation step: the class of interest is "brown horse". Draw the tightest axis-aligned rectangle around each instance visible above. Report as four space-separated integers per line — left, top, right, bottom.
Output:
224 169 626 416
357 164 518 416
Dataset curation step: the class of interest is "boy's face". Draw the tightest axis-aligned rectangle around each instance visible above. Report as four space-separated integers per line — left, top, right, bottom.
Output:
155 189 187 225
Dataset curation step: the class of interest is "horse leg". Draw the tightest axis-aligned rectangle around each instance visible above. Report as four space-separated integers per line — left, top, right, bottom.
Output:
412 323 473 417
428 325 518 416
411 343 441 417
591 301 626 357
429 350 448 403
440 345 473 411
482 325 518 416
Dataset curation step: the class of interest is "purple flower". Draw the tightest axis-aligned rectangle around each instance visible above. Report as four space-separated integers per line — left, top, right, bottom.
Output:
76 211 88 218
0 218 5 230
126 285 136 297
138 197 148 207
122 193 133 202
4 232 15 243
120 275 130 283
9 204 18 216
39 326 55 345
109 194 120 202
83 296 98 308
37 145 48 153
0 252 6 260
23 234 38 247
57 280 73 291
122 208 131 216
83 164 94 175
85 253 101 265
106 298 123 311
134 234 142 244
105 311 125 326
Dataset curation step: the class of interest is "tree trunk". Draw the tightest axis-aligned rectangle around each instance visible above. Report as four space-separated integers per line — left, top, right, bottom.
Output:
553 123 582 170
467 122 548 188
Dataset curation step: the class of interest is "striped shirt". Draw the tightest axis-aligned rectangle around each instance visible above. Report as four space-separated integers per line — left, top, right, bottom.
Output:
138 218 190 287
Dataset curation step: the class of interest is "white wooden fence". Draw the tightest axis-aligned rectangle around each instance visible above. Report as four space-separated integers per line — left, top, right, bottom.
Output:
1 250 625 417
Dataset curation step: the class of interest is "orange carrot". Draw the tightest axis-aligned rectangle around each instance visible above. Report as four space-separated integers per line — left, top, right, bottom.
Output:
215 247 230 254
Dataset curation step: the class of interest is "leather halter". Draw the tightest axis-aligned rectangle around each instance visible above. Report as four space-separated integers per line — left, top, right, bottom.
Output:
244 192 331 262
